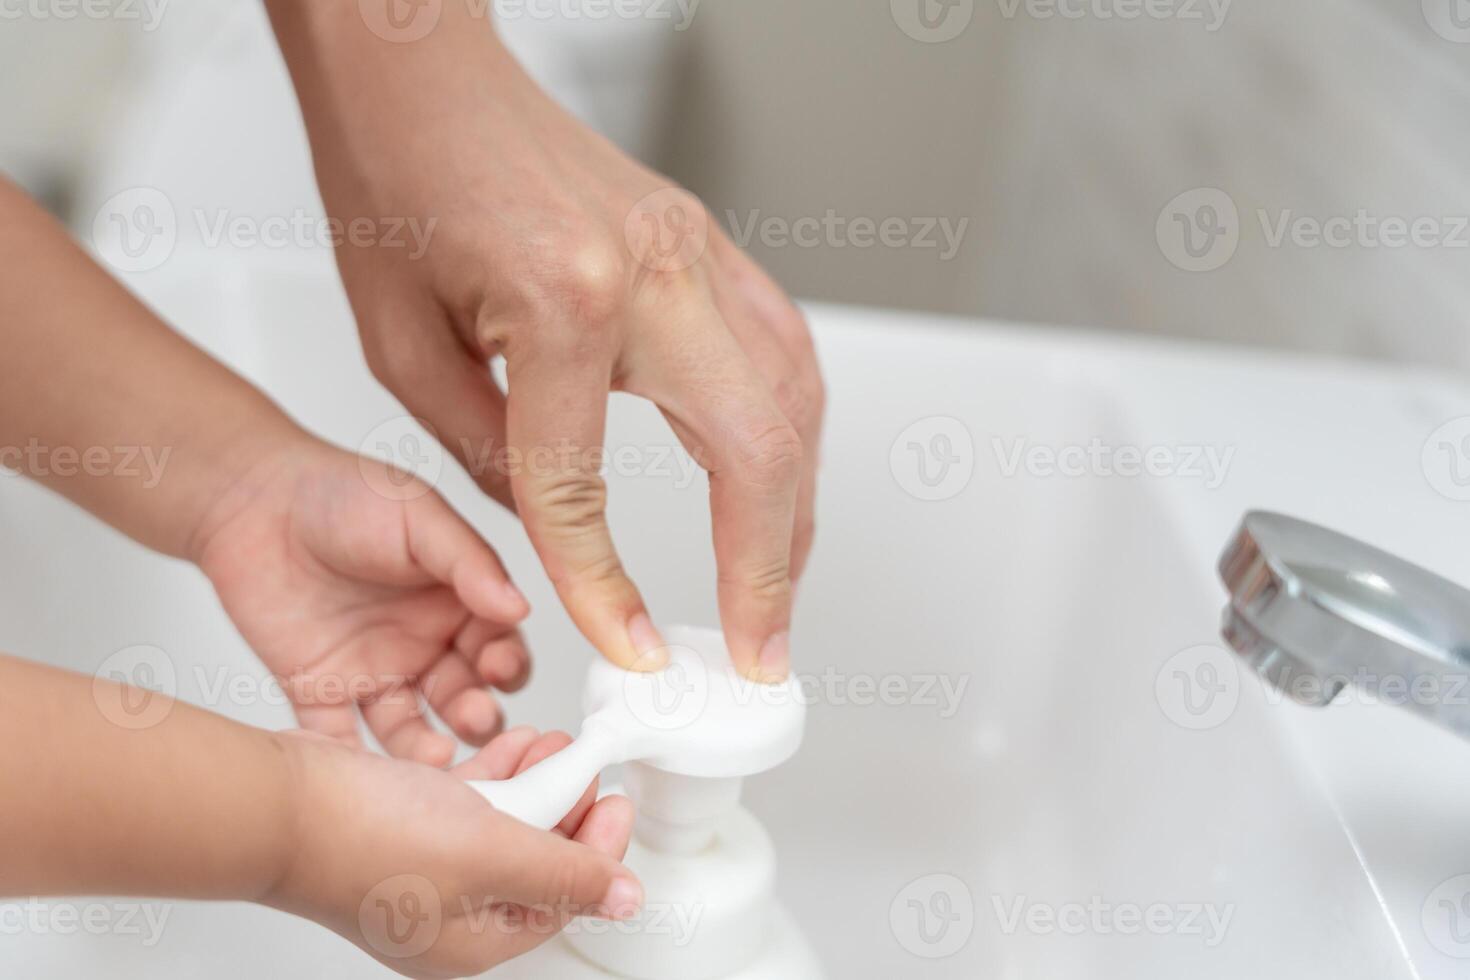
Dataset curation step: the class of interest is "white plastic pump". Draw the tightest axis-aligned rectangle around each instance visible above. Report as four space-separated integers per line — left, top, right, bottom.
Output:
474 625 824 980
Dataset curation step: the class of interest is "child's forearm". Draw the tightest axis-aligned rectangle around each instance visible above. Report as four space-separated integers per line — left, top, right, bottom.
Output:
0 177 311 560
0 653 296 900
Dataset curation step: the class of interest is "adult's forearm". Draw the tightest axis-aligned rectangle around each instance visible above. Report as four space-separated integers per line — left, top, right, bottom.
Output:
0 178 306 559
263 0 535 202
0 654 295 901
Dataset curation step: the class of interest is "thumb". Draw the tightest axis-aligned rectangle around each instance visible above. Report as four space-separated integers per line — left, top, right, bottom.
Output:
482 806 642 920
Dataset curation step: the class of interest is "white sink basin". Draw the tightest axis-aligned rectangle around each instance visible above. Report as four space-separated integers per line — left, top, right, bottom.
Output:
5 264 1470 978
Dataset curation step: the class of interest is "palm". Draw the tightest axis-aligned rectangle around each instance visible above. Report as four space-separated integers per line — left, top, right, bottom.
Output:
197 446 531 765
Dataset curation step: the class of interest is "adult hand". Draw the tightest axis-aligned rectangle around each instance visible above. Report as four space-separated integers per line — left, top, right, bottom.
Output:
267 0 825 681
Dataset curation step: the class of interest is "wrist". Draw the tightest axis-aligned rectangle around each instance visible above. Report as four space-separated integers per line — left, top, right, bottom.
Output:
259 731 383 943
259 730 325 917
265 0 529 153
180 421 320 567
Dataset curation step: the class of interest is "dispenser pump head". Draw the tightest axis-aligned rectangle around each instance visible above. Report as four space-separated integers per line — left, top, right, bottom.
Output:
470 625 806 830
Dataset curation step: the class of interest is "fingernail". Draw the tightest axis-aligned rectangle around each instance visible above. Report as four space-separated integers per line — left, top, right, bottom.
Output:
758 631 790 681
600 877 643 920
626 612 668 670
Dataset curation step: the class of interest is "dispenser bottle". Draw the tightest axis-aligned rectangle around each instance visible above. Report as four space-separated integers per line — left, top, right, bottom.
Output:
476 626 823 980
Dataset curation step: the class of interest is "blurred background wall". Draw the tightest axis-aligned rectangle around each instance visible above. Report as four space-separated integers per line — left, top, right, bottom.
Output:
2 0 1467 367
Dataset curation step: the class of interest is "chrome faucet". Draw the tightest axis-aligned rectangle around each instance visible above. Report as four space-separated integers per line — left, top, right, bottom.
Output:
1218 511 1470 740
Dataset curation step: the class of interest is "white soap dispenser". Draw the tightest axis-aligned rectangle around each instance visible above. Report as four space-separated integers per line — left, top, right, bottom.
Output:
473 625 824 980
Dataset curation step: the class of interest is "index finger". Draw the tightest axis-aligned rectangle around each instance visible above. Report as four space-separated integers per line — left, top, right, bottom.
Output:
504 342 665 671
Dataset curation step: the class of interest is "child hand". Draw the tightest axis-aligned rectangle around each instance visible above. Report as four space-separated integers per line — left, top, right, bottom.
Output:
269 725 639 979
191 439 533 766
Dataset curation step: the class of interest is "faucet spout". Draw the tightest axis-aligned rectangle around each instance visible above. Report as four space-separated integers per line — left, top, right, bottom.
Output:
1218 511 1470 739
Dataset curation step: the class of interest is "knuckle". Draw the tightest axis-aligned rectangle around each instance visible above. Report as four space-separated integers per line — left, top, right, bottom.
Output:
625 187 708 263
535 233 629 328
555 239 627 327
549 858 605 910
564 550 629 593
771 371 824 435
743 278 815 349
493 232 629 362
725 554 794 602
731 421 804 489
526 470 610 536
547 858 590 909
